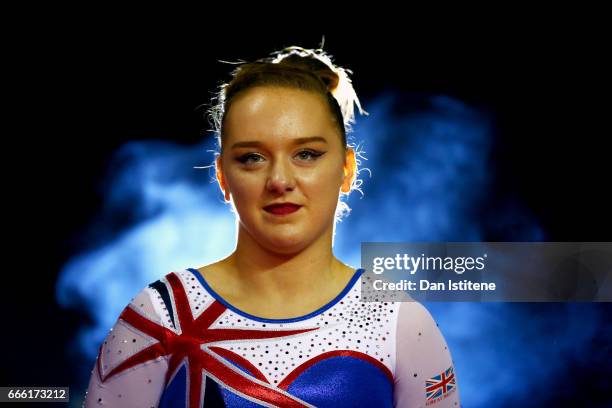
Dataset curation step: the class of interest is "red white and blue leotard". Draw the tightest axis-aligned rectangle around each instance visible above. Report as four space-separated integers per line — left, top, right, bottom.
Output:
84 268 460 407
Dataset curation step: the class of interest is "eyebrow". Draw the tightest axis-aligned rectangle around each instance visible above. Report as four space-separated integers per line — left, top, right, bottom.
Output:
230 136 328 149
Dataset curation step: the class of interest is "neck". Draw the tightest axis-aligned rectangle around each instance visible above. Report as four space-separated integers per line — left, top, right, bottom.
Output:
222 223 349 302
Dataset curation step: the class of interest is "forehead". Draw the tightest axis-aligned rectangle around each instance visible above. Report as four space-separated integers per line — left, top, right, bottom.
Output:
223 86 339 145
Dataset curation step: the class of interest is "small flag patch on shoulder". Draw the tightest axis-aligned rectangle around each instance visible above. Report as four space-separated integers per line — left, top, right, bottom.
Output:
425 365 456 405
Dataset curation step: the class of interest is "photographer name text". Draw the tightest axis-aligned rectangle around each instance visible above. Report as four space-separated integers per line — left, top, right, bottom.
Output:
373 279 496 291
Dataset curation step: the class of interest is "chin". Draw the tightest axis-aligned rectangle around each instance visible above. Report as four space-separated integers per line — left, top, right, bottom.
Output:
261 234 310 254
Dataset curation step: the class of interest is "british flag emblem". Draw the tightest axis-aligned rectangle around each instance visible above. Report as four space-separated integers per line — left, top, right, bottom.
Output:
97 271 319 407
425 365 456 403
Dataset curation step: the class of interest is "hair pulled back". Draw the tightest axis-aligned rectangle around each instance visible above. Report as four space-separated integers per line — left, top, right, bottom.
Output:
209 45 367 151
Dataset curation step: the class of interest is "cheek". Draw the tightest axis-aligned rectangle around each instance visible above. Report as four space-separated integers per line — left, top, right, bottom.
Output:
224 170 263 203
300 162 344 196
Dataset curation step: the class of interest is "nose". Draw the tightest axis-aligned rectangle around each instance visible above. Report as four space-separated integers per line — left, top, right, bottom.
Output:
266 157 295 194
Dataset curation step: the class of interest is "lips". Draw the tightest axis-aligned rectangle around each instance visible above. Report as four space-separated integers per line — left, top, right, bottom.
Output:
263 203 302 215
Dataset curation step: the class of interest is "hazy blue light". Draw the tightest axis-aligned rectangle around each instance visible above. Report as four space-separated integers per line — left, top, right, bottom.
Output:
56 92 603 408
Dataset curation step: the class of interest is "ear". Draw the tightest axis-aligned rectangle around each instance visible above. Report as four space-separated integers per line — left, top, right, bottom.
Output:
216 155 230 202
341 148 356 193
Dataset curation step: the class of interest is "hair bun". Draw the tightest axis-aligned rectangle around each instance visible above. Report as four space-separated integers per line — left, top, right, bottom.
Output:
271 49 340 92
266 46 367 127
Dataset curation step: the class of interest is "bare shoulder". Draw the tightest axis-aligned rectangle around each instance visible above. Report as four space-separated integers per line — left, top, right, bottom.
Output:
194 260 222 277
335 261 360 281
193 259 238 297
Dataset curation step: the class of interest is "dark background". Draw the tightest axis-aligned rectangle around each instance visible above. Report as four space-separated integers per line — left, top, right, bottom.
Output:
4 15 610 407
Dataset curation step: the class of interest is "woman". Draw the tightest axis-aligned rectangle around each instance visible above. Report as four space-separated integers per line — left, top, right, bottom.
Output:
84 45 461 407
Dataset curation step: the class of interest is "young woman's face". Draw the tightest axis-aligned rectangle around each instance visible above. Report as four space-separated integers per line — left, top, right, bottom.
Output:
217 86 355 254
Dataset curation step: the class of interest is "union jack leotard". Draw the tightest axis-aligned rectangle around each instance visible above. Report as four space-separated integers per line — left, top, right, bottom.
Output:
84 268 460 407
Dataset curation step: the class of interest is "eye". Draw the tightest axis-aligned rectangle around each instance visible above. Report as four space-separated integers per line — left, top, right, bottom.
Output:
236 153 264 165
295 149 325 161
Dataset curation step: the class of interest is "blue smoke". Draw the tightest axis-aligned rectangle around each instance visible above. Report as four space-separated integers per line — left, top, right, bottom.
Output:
57 92 603 407
56 139 238 357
